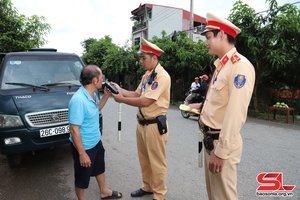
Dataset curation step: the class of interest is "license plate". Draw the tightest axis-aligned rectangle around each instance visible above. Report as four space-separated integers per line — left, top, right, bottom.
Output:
40 125 70 138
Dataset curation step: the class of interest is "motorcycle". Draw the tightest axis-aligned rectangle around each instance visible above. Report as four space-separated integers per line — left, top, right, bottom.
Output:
180 91 204 119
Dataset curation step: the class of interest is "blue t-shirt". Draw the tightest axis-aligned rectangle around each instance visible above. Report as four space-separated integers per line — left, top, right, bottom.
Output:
68 86 101 150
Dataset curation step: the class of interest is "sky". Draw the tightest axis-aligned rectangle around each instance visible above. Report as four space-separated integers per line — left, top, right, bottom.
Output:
11 0 297 56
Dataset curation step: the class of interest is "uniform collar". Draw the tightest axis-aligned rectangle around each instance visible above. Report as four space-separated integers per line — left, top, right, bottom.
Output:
146 63 162 75
218 48 237 65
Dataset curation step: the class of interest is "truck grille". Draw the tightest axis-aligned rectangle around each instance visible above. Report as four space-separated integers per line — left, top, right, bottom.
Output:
25 109 68 128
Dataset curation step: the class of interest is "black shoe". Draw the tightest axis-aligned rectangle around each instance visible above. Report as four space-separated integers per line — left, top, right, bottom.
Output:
131 188 153 197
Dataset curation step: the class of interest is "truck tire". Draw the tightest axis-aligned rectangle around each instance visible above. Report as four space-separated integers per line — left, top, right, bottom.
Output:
6 154 22 168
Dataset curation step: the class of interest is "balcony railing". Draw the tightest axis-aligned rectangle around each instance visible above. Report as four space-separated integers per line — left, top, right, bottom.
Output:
132 22 147 32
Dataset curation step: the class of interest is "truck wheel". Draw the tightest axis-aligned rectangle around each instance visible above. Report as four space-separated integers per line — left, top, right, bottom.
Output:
6 154 22 168
181 110 190 118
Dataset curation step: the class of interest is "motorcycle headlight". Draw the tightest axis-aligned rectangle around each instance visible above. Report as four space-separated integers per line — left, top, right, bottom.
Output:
0 115 23 128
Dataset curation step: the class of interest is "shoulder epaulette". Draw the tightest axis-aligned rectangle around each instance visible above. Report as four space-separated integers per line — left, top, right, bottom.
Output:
231 54 241 64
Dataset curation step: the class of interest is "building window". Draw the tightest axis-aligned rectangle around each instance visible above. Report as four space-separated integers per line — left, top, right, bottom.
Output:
134 37 140 46
148 11 152 19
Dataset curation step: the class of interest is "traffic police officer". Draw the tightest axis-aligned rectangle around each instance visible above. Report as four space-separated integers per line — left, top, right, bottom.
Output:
190 12 255 200
112 38 171 200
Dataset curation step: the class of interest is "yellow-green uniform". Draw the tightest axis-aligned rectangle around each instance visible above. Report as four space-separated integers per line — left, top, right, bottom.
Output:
200 47 255 200
135 63 171 200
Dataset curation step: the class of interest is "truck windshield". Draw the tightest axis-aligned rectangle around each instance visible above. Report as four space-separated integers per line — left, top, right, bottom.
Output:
0 55 84 90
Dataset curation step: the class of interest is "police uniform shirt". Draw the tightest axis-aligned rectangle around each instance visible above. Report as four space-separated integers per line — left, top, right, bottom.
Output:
200 47 255 159
135 64 171 118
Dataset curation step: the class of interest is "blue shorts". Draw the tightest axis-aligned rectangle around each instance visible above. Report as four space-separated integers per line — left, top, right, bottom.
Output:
70 140 105 189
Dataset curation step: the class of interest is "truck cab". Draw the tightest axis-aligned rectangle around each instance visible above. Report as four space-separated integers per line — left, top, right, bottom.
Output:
0 48 101 167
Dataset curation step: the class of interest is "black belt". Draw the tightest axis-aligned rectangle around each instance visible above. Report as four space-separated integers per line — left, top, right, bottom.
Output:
204 133 220 140
137 115 157 126
138 119 157 125
203 125 221 132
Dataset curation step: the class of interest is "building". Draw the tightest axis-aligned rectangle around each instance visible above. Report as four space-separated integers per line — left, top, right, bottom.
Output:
130 3 206 45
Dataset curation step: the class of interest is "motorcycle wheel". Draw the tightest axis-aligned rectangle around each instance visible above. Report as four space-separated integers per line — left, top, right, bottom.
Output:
181 110 190 118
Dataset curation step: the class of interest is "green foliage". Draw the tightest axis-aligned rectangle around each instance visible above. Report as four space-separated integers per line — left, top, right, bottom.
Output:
80 0 300 106
81 37 142 83
228 0 300 110
81 36 117 66
102 41 141 76
148 32 215 100
229 0 300 88
0 0 51 52
151 31 214 85
81 32 214 98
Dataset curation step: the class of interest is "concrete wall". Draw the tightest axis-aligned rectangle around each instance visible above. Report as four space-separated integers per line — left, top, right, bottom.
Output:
148 6 182 39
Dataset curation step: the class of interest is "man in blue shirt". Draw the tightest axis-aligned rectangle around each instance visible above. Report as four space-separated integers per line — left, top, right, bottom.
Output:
69 65 122 200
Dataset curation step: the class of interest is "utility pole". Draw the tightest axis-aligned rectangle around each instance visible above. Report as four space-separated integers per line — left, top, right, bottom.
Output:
189 0 194 40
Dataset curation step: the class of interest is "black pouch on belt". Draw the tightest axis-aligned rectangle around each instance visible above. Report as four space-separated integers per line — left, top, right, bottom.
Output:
156 115 167 135
203 134 214 151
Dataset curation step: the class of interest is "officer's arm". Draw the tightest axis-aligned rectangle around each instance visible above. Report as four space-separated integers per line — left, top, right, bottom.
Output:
114 95 155 107
214 62 255 159
120 88 140 98
189 103 201 110
110 82 140 98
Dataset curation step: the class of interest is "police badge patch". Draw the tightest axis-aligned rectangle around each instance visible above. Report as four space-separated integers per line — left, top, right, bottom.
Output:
151 81 158 90
234 74 246 89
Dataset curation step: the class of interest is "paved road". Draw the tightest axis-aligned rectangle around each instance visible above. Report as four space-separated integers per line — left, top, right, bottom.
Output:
0 97 299 200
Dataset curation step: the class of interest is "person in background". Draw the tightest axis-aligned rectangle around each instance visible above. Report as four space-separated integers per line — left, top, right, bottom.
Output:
185 76 201 104
190 12 255 200
68 65 122 200
191 76 201 90
193 74 209 102
111 38 171 200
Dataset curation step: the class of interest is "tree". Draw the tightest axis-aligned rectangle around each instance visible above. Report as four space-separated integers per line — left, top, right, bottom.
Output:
0 0 51 52
102 40 141 89
151 31 215 100
81 36 117 67
228 0 300 111
81 37 141 89
82 32 215 100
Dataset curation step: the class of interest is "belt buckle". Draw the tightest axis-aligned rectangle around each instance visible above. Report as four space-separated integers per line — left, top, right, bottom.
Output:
202 125 210 132
138 119 146 126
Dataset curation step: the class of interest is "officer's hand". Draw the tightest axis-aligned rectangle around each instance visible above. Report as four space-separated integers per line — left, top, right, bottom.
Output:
209 153 224 173
110 82 121 90
189 103 201 110
111 89 123 103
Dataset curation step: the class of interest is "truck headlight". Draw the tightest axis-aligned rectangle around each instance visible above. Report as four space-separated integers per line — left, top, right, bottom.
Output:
4 137 21 145
0 115 23 128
